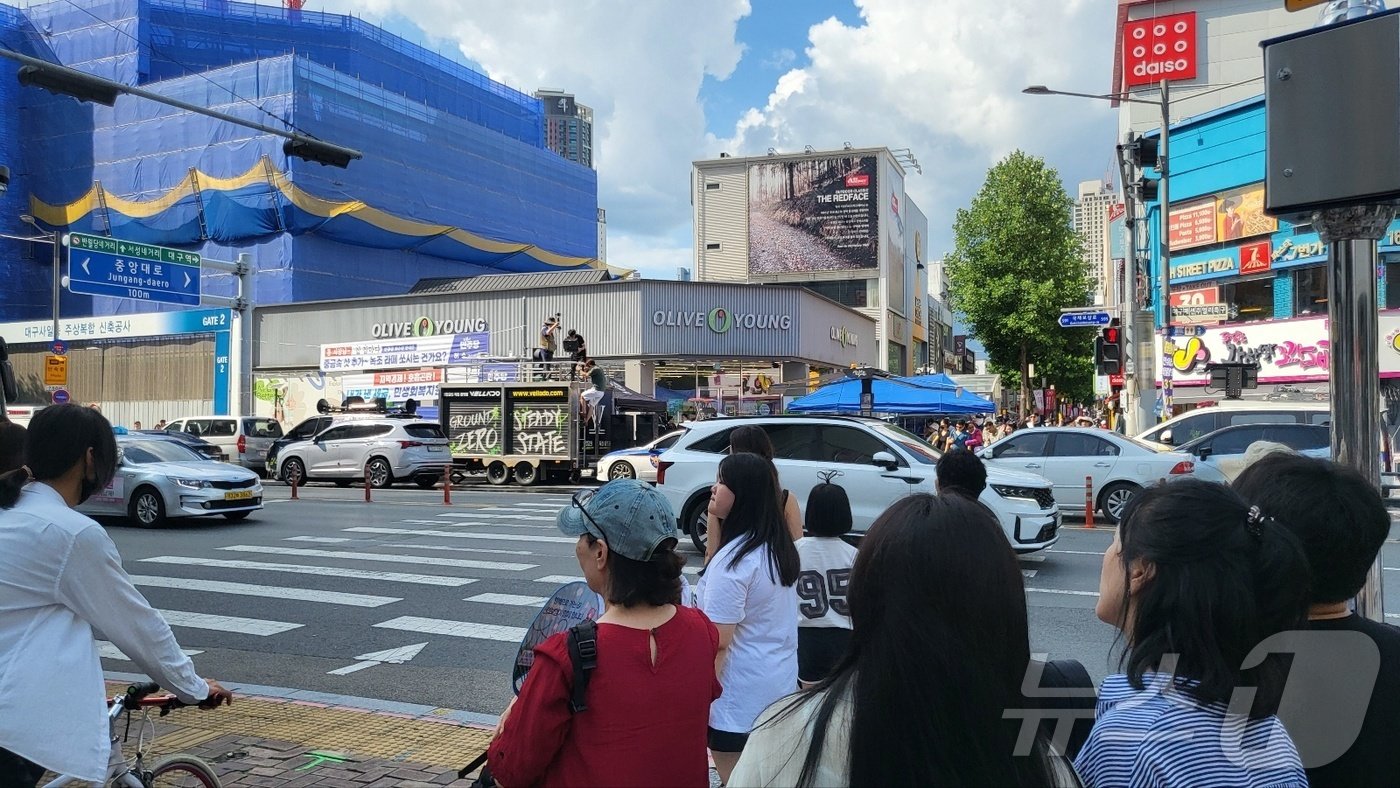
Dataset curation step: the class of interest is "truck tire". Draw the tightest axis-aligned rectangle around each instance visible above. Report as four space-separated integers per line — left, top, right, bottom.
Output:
486 461 511 486
514 462 539 486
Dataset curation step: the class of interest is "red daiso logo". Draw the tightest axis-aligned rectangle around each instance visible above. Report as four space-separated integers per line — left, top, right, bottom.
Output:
845 172 870 188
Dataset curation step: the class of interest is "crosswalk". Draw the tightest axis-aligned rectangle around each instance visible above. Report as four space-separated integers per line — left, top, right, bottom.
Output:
112 493 1087 681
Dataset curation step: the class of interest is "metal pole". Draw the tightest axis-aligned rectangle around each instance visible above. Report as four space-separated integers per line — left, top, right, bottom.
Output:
1315 205 1393 622
48 230 60 344
1158 79 1172 340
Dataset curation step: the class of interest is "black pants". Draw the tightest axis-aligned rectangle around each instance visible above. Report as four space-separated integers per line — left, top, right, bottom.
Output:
0 748 44 788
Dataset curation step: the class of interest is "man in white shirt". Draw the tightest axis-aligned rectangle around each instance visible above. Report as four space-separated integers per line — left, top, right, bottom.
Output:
0 405 230 784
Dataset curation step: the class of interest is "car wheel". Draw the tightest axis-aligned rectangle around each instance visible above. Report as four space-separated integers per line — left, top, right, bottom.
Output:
366 458 394 489
682 493 710 554
607 461 636 481
223 511 252 521
1099 482 1141 525
129 487 167 528
514 462 539 486
486 461 511 486
281 458 306 487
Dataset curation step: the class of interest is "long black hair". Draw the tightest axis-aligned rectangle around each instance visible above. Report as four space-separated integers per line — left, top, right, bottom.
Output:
1114 480 1309 717
0 404 118 509
772 493 1058 786
715 452 798 586
728 424 774 460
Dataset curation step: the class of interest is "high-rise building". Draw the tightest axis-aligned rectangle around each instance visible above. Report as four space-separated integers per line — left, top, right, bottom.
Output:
535 89 595 169
1074 179 1115 306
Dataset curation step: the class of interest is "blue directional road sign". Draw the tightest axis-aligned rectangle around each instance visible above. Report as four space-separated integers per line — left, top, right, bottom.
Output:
1169 325 1208 338
1057 311 1112 328
66 233 201 306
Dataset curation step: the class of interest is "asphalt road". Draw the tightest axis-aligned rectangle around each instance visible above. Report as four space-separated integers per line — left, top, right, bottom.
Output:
97 480 1400 717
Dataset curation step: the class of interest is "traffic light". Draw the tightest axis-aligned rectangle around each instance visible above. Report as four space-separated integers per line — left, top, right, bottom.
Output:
1095 321 1123 376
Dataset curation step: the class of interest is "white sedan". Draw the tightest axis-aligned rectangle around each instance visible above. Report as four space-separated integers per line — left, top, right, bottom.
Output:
80 436 264 527
980 427 1197 524
595 430 683 482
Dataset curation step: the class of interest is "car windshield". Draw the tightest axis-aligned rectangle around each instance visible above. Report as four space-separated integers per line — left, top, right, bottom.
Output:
121 439 206 464
870 422 940 465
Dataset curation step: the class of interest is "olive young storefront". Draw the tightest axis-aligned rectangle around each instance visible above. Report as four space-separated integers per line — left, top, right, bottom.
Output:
251 274 878 427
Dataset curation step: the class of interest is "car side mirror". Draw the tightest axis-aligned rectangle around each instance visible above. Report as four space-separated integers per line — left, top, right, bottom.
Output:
1159 429 1174 445
871 451 899 471
1198 446 1213 460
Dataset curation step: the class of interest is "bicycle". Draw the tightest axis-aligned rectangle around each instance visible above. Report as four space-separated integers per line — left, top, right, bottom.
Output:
41 682 221 788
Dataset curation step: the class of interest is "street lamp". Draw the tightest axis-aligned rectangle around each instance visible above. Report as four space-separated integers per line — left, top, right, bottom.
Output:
19 214 62 346
1024 80 1174 431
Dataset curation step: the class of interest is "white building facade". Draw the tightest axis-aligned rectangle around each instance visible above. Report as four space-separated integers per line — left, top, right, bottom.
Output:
1074 179 1116 306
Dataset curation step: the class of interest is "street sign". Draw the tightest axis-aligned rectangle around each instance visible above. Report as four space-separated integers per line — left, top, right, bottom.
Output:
1058 311 1112 328
66 233 201 306
44 354 67 387
1109 373 1126 388
51 389 69 404
50 340 67 356
1168 325 1208 338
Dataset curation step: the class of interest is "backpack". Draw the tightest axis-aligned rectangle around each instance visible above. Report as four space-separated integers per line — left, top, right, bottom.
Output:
459 620 599 784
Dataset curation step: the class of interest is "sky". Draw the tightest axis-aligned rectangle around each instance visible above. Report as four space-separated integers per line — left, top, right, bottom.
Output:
321 0 1122 289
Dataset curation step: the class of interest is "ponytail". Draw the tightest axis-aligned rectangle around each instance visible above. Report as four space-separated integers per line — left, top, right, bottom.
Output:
1241 504 1311 716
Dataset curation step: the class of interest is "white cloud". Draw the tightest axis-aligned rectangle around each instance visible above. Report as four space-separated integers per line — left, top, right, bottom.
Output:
762 47 797 70
323 0 1117 279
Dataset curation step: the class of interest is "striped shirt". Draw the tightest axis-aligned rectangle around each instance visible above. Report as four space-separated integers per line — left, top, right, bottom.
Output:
1074 674 1307 788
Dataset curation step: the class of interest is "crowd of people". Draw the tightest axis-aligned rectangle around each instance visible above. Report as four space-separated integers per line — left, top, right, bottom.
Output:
489 438 1397 787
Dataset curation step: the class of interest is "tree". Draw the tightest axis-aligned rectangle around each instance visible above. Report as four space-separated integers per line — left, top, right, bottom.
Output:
946 151 1093 414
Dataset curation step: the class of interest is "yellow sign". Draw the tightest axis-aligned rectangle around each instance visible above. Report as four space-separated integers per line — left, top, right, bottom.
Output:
44 354 68 387
1284 0 1329 10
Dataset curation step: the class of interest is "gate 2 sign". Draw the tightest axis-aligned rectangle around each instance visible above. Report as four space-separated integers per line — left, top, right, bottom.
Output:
1123 12 1198 87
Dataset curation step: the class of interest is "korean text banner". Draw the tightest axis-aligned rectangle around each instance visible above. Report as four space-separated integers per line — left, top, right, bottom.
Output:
748 155 879 274
320 332 490 372
342 368 444 402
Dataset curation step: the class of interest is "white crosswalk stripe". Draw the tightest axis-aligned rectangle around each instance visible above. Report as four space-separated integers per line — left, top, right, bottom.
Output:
344 526 576 545
535 574 585 584
1022 569 1038 579
438 512 550 522
129 575 401 608
379 543 535 556
218 544 537 572
465 592 551 607
374 615 526 642
1026 588 1099 597
98 640 202 661
140 556 478 587
481 506 563 514
158 609 301 636
411 518 553 530
285 536 353 543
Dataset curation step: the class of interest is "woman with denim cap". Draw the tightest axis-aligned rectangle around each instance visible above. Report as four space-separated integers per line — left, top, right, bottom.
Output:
487 479 721 787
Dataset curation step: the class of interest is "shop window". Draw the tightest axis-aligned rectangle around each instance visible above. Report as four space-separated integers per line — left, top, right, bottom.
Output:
1293 265 1328 316
803 279 876 308
1223 277 1274 324
1385 254 1400 309
705 242 722 251
705 182 721 191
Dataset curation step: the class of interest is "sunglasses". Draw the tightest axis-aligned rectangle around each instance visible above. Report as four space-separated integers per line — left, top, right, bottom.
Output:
571 488 607 539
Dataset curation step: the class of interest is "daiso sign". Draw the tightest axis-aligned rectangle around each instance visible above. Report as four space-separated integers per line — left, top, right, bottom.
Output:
1123 11 1197 88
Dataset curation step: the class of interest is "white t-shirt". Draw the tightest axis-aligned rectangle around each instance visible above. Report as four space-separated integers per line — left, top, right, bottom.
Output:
794 537 858 630
701 536 799 734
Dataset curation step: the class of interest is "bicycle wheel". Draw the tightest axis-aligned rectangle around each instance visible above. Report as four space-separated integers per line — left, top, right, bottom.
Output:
146 755 222 788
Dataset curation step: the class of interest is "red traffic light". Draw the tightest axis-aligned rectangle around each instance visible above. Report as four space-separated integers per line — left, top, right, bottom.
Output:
1103 327 1120 343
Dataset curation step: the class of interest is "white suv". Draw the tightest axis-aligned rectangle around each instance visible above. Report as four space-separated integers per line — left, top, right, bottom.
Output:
269 418 450 489
655 416 1060 554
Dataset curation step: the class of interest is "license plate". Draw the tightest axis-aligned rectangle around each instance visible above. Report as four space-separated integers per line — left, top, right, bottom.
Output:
428 445 445 452
225 490 254 500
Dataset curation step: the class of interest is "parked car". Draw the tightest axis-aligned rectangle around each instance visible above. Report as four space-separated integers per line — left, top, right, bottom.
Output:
3 404 43 427
1136 402 1330 447
655 415 1060 554
596 430 684 482
266 412 386 470
980 427 1198 525
164 416 283 473
269 418 450 489
78 436 263 527
1176 423 1335 482
133 429 223 461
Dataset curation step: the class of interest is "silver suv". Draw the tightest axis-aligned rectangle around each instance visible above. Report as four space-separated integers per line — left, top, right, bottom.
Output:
655 415 1061 554
270 419 450 489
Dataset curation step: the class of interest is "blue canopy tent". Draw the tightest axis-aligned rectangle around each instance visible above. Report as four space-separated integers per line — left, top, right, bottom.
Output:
786 374 994 415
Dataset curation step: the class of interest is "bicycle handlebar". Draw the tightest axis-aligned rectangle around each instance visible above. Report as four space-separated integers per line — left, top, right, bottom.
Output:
119 682 194 714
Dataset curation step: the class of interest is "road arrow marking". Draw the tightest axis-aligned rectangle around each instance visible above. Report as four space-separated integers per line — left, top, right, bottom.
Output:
327 641 428 675
81 257 90 275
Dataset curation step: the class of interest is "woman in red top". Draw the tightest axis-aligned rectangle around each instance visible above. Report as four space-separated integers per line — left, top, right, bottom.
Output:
487 479 722 787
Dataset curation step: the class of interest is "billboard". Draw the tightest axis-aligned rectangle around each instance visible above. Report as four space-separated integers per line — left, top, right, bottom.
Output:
1218 184 1277 242
748 155 879 274
319 332 490 372
1168 198 1217 251
885 159 907 315
1123 11 1198 87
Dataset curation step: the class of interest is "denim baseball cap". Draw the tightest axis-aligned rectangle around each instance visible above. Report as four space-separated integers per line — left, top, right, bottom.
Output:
557 479 678 561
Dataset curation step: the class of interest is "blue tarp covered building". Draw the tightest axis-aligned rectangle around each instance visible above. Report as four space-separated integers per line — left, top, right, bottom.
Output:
0 0 601 322
787 373 995 415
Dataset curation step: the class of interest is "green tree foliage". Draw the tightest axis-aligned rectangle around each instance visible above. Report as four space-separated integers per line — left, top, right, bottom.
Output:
946 151 1094 413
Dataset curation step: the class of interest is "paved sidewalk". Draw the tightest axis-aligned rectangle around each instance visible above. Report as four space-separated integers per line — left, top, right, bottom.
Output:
42 680 492 786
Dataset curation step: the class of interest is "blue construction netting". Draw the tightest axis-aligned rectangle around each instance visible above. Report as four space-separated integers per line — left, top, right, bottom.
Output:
1 0 600 322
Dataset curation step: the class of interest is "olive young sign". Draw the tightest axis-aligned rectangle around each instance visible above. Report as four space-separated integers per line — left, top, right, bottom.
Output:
370 316 488 339
651 307 793 333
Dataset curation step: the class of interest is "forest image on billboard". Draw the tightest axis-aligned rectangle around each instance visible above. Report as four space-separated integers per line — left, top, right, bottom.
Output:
748 155 879 273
